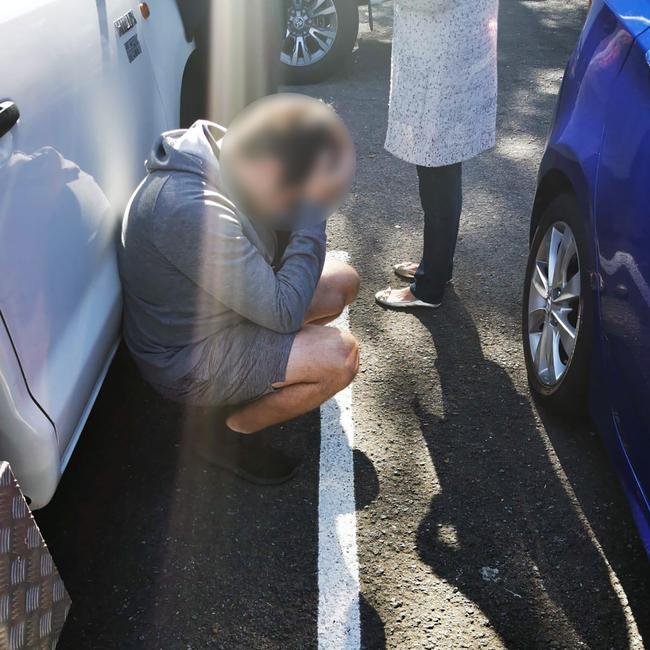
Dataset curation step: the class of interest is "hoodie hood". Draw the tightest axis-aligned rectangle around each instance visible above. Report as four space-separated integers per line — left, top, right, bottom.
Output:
142 119 328 230
145 120 226 182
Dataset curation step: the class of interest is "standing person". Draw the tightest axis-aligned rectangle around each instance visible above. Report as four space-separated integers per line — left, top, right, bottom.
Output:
375 0 498 309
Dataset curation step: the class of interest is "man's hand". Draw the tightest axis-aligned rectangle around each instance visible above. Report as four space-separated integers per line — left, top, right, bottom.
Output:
303 144 356 207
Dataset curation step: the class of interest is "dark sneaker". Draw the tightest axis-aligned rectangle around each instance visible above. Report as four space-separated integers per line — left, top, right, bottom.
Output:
193 424 300 485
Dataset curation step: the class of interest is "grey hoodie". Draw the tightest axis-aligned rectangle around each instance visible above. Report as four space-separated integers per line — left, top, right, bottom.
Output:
118 121 326 389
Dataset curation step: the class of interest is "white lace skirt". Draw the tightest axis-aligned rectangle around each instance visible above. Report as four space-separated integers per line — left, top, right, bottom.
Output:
385 0 499 167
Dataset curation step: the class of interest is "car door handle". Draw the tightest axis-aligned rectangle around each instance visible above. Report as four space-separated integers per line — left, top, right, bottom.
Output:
0 101 19 139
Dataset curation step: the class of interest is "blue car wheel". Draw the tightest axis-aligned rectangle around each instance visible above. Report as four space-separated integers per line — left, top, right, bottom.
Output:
522 193 593 417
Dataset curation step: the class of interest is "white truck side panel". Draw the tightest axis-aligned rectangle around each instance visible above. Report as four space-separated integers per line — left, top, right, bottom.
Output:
0 1 192 505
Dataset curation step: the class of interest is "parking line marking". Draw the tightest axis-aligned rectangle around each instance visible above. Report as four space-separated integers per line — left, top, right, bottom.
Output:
318 251 360 650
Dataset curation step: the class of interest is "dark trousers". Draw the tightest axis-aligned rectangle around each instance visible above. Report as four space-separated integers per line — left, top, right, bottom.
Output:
410 162 463 304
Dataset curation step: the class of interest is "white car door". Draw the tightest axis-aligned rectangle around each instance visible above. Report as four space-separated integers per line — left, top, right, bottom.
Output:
0 1 182 501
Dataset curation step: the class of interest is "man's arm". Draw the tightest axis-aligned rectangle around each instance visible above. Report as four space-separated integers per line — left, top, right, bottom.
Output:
155 202 326 334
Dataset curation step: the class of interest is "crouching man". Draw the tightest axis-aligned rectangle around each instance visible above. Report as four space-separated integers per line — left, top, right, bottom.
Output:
118 95 359 484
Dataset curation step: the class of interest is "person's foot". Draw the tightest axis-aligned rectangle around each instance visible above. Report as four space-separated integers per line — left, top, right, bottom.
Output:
375 286 441 309
393 261 419 280
394 261 453 284
193 423 300 485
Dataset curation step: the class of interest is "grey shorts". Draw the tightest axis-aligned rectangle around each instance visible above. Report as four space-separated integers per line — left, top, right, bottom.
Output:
152 322 296 408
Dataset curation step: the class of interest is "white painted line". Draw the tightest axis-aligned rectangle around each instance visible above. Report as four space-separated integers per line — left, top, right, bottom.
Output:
318 250 360 650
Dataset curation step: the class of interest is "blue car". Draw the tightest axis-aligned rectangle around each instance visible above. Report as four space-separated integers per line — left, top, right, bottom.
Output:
523 0 650 556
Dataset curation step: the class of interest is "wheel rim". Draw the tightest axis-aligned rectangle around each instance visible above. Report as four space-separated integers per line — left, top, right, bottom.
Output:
281 0 339 67
527 221 582 386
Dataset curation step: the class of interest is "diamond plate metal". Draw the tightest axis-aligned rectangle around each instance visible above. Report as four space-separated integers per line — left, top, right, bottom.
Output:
0 463 70 650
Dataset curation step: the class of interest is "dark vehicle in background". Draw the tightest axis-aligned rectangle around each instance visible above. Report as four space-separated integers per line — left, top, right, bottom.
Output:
176 0 285 125
177 0 386 102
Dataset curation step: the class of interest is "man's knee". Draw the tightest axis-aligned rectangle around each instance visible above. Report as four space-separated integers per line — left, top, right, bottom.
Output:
328 265 360 315
330 331 359 388
340 264 361 306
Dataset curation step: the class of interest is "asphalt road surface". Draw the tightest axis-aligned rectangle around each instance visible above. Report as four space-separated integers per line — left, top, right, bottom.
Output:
36 2 650 649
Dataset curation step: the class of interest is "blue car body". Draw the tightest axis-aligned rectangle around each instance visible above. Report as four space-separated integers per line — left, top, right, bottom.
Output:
532 0 650 555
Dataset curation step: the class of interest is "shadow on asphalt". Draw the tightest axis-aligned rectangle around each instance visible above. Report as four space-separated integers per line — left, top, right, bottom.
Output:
36 347 386 649
359 594 386 650
36 346 325 649
536 406 650 644
353 449 386 648
411 292 647 648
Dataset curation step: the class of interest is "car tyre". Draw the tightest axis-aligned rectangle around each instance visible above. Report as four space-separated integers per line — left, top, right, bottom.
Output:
522 193 594 418
280 0 359 85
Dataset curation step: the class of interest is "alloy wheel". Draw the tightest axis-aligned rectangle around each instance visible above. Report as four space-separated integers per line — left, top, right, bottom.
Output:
527 221 582 386
281 0 339 67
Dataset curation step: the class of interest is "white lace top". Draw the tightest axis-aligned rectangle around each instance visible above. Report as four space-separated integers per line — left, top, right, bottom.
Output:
385 0 499 167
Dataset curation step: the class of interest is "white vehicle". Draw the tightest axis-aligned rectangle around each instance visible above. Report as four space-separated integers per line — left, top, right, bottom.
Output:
0 1 194 508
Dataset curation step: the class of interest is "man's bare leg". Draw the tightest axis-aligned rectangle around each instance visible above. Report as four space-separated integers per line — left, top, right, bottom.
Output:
226 324 359 433
304 259 360 325
196 326 358 484
227 260 360 432
198 264 359 481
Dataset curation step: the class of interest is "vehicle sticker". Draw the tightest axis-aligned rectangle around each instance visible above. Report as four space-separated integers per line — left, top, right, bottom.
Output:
114 10 137 37
124 35 142 63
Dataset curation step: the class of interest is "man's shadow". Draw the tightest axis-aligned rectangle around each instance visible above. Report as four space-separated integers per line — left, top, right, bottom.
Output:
411 291 640 649
40 346 386 648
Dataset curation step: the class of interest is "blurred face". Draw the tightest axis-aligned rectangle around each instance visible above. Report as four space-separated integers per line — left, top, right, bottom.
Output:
220 94 355 223
230 156 302 219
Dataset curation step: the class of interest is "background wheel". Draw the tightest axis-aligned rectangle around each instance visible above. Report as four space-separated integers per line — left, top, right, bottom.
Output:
522 193 594 417
280 0 359 85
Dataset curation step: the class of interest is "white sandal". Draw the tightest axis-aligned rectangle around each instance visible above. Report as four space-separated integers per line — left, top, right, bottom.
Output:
393 262 418 281
393 262 454 285
375 287 441 309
